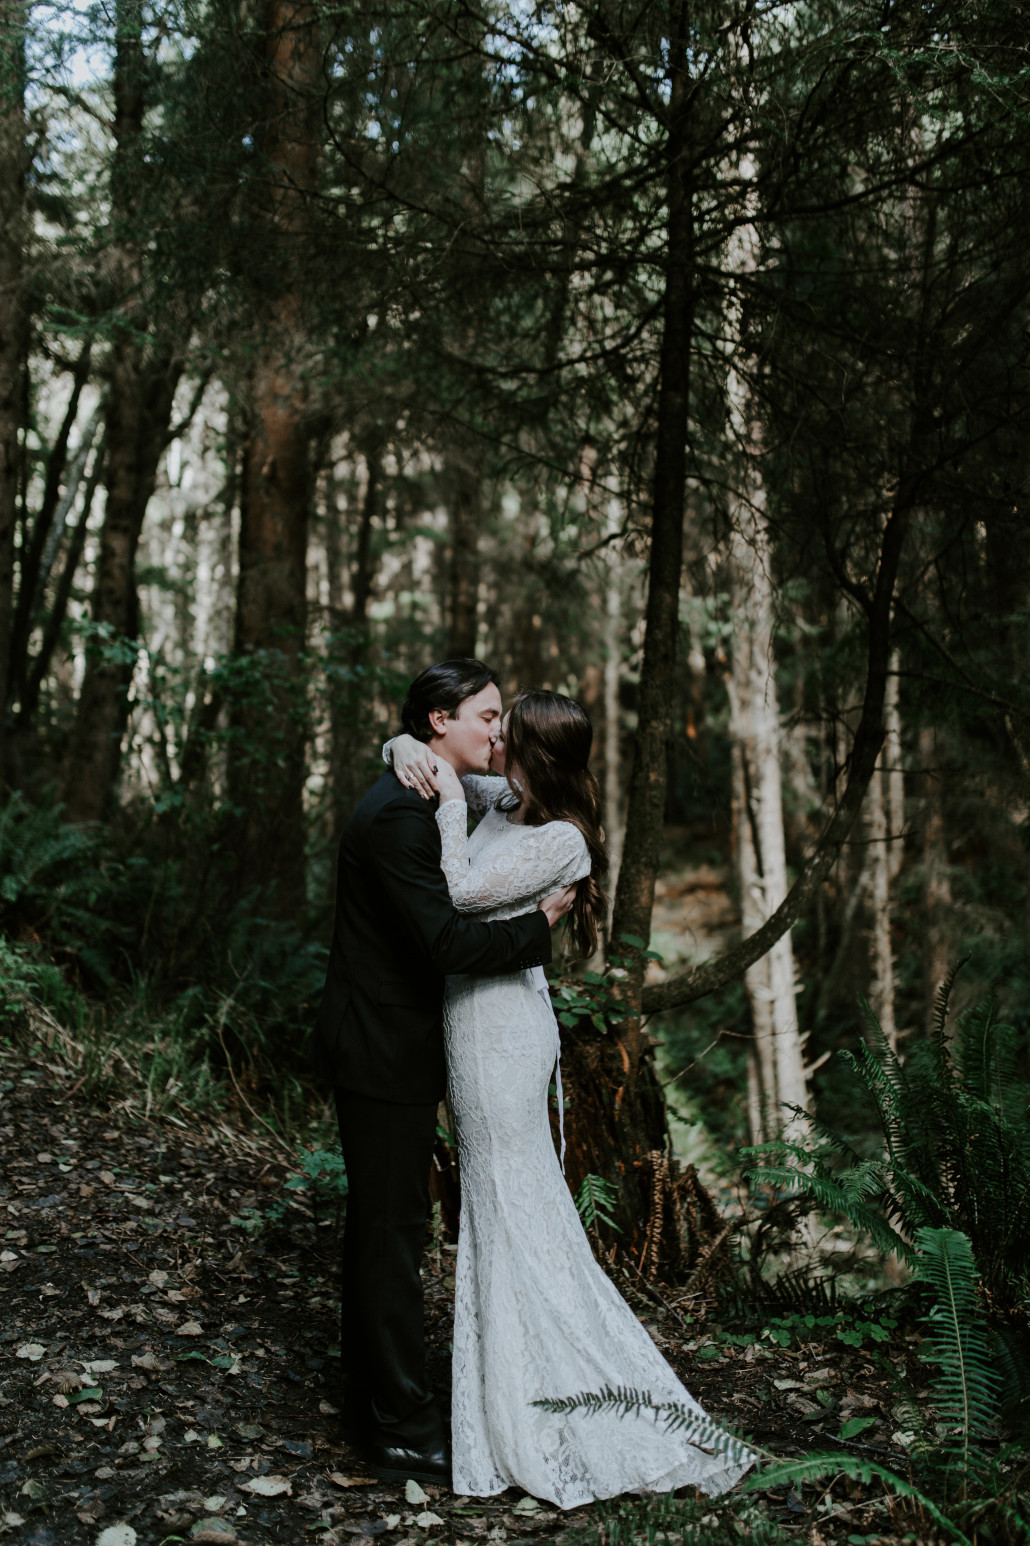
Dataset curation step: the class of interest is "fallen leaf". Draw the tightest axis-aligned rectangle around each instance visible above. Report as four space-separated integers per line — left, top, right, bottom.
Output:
1 1514 26 1528
190 1521 236 1541
0 1250 19 1262
98 1307 126 1321
840 1415 878 1440
177 1321 205 1337
15 1343 45 1361
99 1171 117 1187
513 1497 542 1514
318 1399 339 1415
206 1432 224 1450
20 1480 47 1500
415 1511 445 1528
148 1270 169 1287
404 1480 429 1506
241 1475 292 1497
183 1429 202 1444
96 1527 137 1546
83 1360 118 1374
773 1378 805 1391
327 1474 376 1489
384 1516 401 1530
131 1352 171 1372
203 1496 227 1511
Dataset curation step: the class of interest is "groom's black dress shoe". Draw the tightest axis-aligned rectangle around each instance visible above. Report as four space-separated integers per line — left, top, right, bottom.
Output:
362 1439 451 1486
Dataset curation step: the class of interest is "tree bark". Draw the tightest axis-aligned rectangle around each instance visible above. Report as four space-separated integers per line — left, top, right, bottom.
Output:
726 504 807 1143
608 13 693 1026
642 485 914 1018
602 497 624 905
7 337 93 708
230 0 321 912
884 650 904 880
864 750 897 1049
919 724 952 1030
555 8 707 1276
0 0 27 785
62 0 183 822
18 434 106 728
447 462 480 658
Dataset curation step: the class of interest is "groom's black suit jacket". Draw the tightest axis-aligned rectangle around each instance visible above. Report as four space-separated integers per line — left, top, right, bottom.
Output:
312 772 552 1104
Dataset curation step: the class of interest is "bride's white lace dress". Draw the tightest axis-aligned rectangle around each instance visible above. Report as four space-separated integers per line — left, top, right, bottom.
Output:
435 776 752 1509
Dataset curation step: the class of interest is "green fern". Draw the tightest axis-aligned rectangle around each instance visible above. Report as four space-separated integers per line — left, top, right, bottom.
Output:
743 984 1030 1316
574 1173 622 1236
914 1227 1000 1482
742 1453 974 1545
532 1386 753 1468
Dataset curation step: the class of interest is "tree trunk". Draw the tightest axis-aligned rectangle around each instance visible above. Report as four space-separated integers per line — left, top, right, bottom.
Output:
62 0 184 822
920 724 952 1029
608 14 693 1018
602 498 624 905
62 347 181 821
447 462 480 658
558 8 704 1278
864 751 897 1049
7 337 94 709
18 433 106 729
230 0 320 913
726 505 807 1143
0 1 27 785
884 650 904 880
328 438 381 833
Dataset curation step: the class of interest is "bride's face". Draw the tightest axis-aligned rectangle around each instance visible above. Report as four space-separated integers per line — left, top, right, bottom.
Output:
490 712 508 775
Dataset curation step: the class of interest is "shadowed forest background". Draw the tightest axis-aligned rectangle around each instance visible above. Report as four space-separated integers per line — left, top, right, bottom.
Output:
1 0 1030 1541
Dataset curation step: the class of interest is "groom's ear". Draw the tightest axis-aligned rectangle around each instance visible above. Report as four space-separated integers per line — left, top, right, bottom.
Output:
427 707 450 737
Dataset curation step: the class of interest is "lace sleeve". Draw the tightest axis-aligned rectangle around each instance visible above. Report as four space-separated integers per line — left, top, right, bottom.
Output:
381 738 395 765
436 802 590 913
460 774 510 820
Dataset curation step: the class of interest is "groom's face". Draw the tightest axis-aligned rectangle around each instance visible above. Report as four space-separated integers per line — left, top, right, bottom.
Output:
436 683 503 775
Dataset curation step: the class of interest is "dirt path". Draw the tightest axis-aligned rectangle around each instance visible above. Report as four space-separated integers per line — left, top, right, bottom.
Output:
1 1042 914 1546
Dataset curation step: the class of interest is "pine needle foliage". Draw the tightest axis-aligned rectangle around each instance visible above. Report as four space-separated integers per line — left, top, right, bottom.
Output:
743 978 1030 1315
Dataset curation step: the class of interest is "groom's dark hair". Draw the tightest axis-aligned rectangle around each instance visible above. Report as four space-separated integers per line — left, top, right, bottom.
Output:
401 659 500 743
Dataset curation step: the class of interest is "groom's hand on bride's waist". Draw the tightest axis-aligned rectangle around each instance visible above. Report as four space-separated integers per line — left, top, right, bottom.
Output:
539 884 577 928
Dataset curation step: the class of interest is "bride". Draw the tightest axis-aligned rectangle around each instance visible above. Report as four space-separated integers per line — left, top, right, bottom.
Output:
386 689 751 1509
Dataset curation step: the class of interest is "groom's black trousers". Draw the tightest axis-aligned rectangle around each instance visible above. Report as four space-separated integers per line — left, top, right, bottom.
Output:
334 1090 443 1448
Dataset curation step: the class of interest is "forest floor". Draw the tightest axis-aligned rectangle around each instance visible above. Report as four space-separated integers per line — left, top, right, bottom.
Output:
0 1037 934 1546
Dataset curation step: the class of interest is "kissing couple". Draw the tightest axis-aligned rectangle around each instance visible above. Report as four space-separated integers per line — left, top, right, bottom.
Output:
311 659 751 1509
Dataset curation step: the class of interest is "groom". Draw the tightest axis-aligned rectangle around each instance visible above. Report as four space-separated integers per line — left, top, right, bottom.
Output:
312 659 575 1484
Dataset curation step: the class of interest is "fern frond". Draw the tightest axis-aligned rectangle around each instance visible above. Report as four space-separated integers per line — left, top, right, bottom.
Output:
914 1226 1000 1476
743 1454 973 1545
532 1387 753 1467
574 1173 622 1235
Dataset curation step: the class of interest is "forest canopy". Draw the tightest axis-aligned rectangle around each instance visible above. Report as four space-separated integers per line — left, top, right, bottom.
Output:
0 0 1027 1238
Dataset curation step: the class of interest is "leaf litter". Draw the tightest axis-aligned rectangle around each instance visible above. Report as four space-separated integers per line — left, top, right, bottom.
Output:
0 1040 909 1545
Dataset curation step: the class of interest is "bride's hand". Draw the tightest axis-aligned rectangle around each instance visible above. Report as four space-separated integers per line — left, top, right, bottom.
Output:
389 734 438 799
428 757 465 806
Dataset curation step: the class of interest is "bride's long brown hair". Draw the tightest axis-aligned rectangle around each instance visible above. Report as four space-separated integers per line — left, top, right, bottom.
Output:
502 690 608 960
